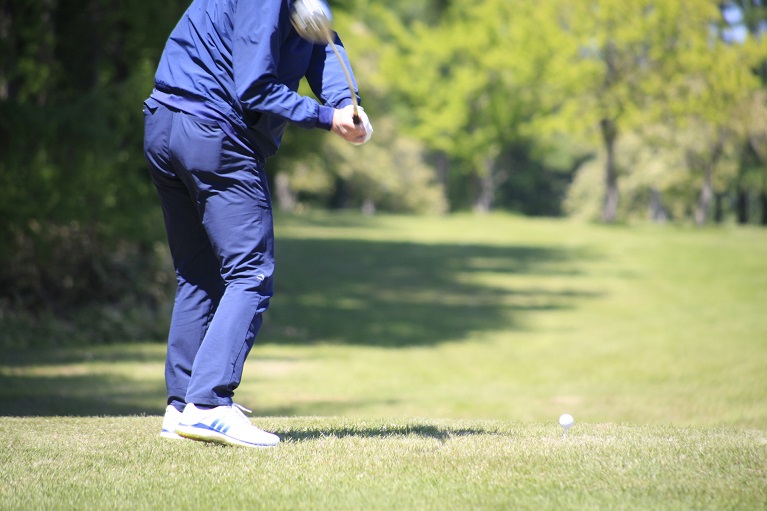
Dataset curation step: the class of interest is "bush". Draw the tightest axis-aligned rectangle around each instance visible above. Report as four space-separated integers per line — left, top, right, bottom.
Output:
0 220 174 349
274 117 448 215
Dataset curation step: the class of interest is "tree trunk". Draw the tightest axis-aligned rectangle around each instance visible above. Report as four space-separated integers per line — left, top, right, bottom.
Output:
0 1 14 101
760 191 767 226
433 151 450 209
694 174 714 226
274 173 296 212
472 155 506 214
714 192 725 224
736 187 749 224
694 132 724 226
747 135 767 226
361 198 376 215
472 170 494 214
600 118 619 223
330 176 350 209
649 187 668 223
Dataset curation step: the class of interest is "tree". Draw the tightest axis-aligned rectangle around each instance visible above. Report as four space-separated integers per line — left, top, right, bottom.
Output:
559 0 729 222
374 0 585 212
274 116 447 214
720 0 767 225
739 91 767 226
0 0 187 316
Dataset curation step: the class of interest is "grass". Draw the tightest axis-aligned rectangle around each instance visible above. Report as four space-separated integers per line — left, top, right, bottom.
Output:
1 212 766 509
2 417 765 510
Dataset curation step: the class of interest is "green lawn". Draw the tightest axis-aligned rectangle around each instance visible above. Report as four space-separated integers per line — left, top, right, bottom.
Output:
1 213 766 509
2 417 765 511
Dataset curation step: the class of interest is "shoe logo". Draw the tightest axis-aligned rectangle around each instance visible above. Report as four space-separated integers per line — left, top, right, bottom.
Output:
210 418 232 434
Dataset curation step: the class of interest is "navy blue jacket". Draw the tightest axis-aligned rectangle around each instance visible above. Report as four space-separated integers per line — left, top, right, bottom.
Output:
150 0 360 159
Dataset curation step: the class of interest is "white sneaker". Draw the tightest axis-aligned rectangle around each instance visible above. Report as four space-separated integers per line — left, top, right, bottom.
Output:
176 403 279 448
160 405 184 439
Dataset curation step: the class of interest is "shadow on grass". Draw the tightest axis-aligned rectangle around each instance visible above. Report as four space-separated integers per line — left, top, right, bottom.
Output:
0 374 165 417
266 237 597 347
279 423 505 442
0 345 168 417
0 235 598 416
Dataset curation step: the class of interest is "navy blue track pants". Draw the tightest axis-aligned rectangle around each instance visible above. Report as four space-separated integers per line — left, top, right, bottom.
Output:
143 100 274 409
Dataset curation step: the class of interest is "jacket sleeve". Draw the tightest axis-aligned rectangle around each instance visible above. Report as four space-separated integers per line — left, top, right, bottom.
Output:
305 32 361 110
232 0 335 129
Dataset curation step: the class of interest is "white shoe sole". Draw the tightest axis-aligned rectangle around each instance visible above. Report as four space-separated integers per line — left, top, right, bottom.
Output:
176 425 278 448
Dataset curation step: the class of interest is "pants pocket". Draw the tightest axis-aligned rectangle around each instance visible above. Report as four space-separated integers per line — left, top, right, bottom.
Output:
171 114 225 174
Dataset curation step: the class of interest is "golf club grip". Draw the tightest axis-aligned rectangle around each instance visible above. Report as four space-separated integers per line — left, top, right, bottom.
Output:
352 112 361 125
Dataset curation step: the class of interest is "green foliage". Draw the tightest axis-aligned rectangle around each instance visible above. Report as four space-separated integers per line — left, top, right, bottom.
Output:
553 0 767 222
370 0 590 211
0 219 174 349
275 116 447 214
0 0 186 337
0 0 184 232
566 126 743 223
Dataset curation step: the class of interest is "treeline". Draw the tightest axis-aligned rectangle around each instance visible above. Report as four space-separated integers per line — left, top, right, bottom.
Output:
1 0 766 345
318 0 767 223
1 0 189 344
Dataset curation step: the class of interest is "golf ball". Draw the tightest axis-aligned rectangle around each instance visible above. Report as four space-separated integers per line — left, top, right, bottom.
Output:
559 413 574 428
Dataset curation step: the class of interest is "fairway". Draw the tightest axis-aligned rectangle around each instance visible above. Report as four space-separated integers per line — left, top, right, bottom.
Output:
2 417 765 511
1 213 766 510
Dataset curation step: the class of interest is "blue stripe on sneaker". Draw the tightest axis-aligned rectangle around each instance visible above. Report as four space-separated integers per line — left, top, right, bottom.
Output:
192 422 216 431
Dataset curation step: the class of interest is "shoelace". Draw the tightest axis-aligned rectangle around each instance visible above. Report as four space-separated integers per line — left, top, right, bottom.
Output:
230 403 254 425
233 403 252 413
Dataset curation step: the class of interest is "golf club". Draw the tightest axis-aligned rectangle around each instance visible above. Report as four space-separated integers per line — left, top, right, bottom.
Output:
290 0 361 125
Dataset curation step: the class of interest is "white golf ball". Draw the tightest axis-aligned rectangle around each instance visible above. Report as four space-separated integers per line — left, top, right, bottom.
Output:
559 413 575 428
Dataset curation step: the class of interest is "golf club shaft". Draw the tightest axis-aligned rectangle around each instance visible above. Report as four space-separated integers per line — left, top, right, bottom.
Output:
327 35 361 125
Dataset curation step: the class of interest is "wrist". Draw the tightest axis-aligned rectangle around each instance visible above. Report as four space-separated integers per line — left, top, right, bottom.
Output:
317 105 335 131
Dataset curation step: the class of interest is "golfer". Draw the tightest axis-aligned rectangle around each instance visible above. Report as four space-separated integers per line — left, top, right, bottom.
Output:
144 0 372 447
